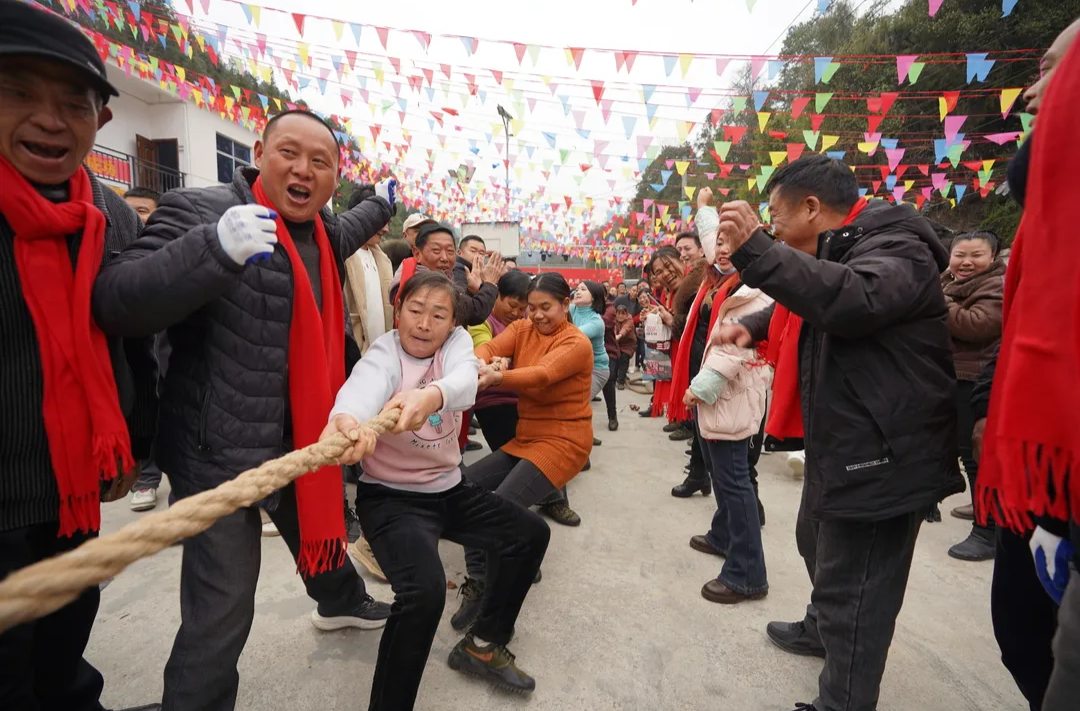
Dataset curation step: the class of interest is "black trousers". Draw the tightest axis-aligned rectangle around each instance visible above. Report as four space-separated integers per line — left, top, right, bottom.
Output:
163 483 367 711
601 357 618 420
613 352 631 385
355 480 549 711
796 502 923 711
474 403 519 453
990 527 1057 711
0 523 104 711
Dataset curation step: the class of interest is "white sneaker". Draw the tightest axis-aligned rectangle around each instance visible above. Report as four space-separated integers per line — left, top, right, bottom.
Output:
129 488 158 512
787 451 805 479
628 364 637 374
261 521 280 537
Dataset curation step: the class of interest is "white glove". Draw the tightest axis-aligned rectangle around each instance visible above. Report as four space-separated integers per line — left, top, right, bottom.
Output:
375 178 398 208
217 204 278 266
1030 525 1074 604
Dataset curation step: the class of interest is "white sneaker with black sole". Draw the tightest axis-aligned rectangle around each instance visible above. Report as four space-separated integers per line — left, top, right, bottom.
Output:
310 596 391 631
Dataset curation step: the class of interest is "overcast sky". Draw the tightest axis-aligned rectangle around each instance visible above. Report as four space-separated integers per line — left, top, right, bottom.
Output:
187 0 881 228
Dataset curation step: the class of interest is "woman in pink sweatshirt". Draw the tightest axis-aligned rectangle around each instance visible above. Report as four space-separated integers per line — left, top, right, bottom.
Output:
321 271 549 710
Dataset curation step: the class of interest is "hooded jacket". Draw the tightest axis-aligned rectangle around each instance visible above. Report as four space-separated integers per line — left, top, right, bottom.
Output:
733 200 964 521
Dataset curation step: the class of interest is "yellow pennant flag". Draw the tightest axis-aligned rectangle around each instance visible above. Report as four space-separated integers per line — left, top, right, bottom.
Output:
983 159 995 173
938 96 950 121
675 121 689 143
904 180 915 191
747 178 757 192
176 66 186 82
374 66 385 85
685 186 697 200
678 53 694 78
250 6 260 26
769 151 786 166
674 160 690 175
757 111 771 132
821 135 840 152
857 141 878 154
331 20 344 42
999 88 1023 118
298 42 310 66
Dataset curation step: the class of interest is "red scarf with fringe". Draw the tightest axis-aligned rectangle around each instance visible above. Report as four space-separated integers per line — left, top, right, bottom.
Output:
668 273 739 422
975 39 1080 532
251 177 346 576
0 156 133 536
763 199 867 440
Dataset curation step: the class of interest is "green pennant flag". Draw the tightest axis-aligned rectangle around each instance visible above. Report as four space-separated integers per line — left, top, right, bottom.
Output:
646 145 661 161
714 141 732 161
756 166 776 192
815 92 833 112
559 149 570 163
946 143 965 167
802 130 820 150
231 85 242 100
821 62 840 83
907 62 926 84
1019 112 1034 134
731 96 748 114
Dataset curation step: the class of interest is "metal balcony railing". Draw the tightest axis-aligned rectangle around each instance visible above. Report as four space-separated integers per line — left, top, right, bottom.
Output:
87 146 185 193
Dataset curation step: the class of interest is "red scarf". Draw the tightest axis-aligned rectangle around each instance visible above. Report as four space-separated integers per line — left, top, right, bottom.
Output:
764 199 867 440
668 273 739 422
976 39 1080 531
0 156 133 536
251 177 346 576
652 289 676 418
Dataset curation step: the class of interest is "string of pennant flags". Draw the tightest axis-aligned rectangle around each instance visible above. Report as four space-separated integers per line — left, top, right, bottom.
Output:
44 0 1032 265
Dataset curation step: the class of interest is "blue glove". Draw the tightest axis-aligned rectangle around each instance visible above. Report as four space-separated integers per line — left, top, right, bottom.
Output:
375 178 398 208
1030 525 1074 604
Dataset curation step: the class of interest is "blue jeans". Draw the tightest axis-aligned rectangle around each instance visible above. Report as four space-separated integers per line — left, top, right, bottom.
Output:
699 434 768 596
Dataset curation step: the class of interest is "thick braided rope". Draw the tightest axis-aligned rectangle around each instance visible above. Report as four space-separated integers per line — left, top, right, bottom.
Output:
0 409 400 633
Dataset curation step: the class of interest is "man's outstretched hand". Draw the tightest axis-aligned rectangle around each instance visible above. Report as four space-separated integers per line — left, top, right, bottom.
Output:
711 323 753 348
717 201 761 254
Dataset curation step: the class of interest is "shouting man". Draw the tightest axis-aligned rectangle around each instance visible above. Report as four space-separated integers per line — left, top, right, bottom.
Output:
0 3 158 710
92 109 396 711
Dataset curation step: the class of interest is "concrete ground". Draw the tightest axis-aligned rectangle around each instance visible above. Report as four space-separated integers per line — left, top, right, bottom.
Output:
90 386 1026 711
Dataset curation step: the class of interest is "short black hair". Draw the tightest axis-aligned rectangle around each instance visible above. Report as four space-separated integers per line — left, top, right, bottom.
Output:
396 270 465 327
675 231 701 248
649 245 682 269
415 222 456 251
264 109 341 151
503 257 518 266
528 272 572 303
123 187 160 203
347 183 376 210
953 230 1001 257
459 235 485 252
497 269 531 299
582 280 607 315
765 155 858 213
381 238 412 274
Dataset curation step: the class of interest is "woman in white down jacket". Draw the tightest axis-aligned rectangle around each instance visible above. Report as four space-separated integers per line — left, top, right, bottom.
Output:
681 191 774 605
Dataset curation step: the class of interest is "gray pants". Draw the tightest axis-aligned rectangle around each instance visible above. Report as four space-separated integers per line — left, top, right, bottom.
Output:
162 483 367 711
590 365 610 399
462 451 560 582
1043 566 1080 711
795 496 922 711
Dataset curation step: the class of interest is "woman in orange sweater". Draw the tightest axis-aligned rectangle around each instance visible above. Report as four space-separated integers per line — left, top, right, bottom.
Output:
451 272 594 631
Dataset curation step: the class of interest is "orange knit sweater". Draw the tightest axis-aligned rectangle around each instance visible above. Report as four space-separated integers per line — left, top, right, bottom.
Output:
475 318 594 487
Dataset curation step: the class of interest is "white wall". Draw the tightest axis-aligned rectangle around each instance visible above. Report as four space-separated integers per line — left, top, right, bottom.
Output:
184 106 260 188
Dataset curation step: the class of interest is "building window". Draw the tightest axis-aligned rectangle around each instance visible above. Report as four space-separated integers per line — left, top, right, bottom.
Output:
216 133 251 183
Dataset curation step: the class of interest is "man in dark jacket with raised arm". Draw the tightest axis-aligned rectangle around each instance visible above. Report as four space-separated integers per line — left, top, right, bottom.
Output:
713 155 963 711
92 110 394 711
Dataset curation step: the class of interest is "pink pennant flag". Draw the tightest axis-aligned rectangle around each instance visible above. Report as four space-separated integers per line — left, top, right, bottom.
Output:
376 27 390 49
885 148 906 171
896 55 917 83
600 99 614 123
637 135 653 157
750 56 767 80
716 58 731 76
928 0 944 16
984 131 1022 145
513 42 527 64
944 115 967 144
931 173 949 191
412 31 431 51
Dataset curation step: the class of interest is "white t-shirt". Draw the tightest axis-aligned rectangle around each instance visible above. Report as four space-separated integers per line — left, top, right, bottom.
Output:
356 247 387 343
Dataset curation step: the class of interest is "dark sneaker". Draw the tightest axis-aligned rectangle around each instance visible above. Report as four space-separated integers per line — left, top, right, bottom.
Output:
465 439 484 452
451 577 485 631
766 620 825 658
789 704 816 710
925 503 942 522
668 425 693 441
608 417 619 431
593 437 602 446
344 505 363 544
951 503 975 520
540 501 581 527
448 635 536 695
948 527 996 561
662 421 682 433
311 595 391 631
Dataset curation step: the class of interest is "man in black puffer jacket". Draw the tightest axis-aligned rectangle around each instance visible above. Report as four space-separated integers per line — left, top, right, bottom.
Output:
714 155 964 711
92 110 394 711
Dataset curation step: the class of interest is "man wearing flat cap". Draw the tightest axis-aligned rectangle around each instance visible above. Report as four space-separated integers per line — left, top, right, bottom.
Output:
0 1 158 710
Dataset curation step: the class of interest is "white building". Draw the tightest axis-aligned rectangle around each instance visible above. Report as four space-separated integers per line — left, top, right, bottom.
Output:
90 64 261 195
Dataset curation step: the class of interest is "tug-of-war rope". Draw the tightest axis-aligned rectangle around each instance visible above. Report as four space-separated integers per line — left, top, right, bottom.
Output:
0 408 402 633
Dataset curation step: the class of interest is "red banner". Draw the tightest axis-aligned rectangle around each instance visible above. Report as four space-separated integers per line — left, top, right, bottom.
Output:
85 150 132 186
518 267 624 287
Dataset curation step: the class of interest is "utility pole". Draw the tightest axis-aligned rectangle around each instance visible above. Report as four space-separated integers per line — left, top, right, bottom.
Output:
497 104 513 212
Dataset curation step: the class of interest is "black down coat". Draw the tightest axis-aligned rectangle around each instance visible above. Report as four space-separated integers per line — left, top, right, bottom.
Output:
733 200 965 521
91 167 392 497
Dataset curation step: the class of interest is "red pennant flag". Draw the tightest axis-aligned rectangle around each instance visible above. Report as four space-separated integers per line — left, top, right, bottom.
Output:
941 91 960 114
344 49 358 70
291 13 305 35
441 64 452 79
370 125 381 141
568 47 585 70
376 27 390 50
868 115 884 134
389 57 401 75
879 166 891 181
491 69 503 84
810 114 825 131
791 96 811 120
879 92 899 114
412 31 431 51
895 165 910 178
513 43 527 64
565 196 574 208
591 80 605 104
786 143 806 163
917 164 929 175
962 160 982 171
580 164 592 173
871 181 881 193
724 125 748 143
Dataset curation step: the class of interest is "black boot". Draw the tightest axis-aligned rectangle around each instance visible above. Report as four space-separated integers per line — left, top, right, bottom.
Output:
671 468 711 498
757 497 766 527
948 525 996 561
